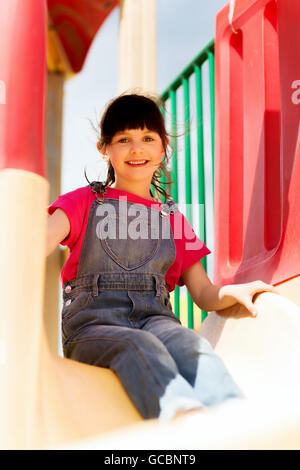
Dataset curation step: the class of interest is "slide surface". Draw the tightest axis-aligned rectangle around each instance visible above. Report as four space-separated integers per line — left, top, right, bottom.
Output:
55 281 300 450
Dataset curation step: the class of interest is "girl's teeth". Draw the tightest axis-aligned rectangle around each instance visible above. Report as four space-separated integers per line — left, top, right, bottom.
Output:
127 161 147 165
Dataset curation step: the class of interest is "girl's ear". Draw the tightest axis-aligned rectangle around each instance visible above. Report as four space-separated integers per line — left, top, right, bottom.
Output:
97 141 110 162
101 153 110 163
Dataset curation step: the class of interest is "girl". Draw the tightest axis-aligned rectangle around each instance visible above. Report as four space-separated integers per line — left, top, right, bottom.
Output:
47 93 276 421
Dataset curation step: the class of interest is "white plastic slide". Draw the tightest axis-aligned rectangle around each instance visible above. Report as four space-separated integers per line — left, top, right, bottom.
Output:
57 285 300 450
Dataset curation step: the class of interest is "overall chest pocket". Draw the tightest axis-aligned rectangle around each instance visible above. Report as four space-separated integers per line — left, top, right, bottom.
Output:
97 212 160 270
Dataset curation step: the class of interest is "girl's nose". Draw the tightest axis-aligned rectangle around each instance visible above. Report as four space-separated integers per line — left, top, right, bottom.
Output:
130 140 144 154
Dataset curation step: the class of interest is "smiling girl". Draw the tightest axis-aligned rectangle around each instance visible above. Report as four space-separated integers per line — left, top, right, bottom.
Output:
46 93 276 420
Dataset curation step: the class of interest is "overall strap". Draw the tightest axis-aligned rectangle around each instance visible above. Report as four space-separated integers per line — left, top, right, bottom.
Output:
160 199 179 217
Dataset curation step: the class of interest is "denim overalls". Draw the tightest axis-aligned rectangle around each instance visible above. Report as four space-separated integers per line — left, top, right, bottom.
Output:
61 184 242 420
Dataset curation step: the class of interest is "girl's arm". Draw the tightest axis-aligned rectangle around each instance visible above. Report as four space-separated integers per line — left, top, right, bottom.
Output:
181 261 278 317
46 208 70 257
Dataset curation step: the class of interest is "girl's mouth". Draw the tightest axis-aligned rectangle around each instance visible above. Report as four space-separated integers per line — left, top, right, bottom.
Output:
126 160 149 167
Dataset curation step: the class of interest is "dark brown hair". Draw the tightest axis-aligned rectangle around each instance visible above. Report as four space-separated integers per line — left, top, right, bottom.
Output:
88 92 174 202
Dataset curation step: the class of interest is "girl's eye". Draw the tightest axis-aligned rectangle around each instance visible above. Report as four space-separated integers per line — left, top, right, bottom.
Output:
118 138 128 143
144 136 154 142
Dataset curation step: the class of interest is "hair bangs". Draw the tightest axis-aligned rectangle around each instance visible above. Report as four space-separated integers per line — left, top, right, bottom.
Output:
101 94 166 145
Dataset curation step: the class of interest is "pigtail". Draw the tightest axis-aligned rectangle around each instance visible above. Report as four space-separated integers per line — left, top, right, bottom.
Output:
150 161 174 203
84 167 107 194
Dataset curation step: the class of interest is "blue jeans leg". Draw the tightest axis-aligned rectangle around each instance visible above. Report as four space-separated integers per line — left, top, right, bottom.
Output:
64 323 203 420
142 315 243 406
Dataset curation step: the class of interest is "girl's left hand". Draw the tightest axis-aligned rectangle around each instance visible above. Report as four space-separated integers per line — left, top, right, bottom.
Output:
220 281 279 317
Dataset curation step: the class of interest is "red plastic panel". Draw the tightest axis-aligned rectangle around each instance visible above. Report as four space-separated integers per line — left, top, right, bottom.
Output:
47 0 118 73
0 0 47 177
214 0 300 285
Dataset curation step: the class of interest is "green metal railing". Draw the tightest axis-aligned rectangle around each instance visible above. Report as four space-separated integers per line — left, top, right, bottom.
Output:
160 39 215 329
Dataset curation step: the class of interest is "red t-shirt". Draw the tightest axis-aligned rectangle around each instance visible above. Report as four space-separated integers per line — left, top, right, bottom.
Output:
48 185 210 292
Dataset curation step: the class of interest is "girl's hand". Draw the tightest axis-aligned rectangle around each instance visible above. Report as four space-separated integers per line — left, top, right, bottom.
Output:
181 261 279 316
219 281 279 317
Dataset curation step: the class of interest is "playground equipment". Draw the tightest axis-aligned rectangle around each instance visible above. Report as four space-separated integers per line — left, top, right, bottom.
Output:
0 0 300 450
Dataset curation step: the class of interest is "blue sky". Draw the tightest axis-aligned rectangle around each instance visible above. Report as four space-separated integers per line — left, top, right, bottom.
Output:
61 0 228 194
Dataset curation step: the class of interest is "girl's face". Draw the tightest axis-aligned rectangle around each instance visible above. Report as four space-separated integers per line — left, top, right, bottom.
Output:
103 128 166 185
